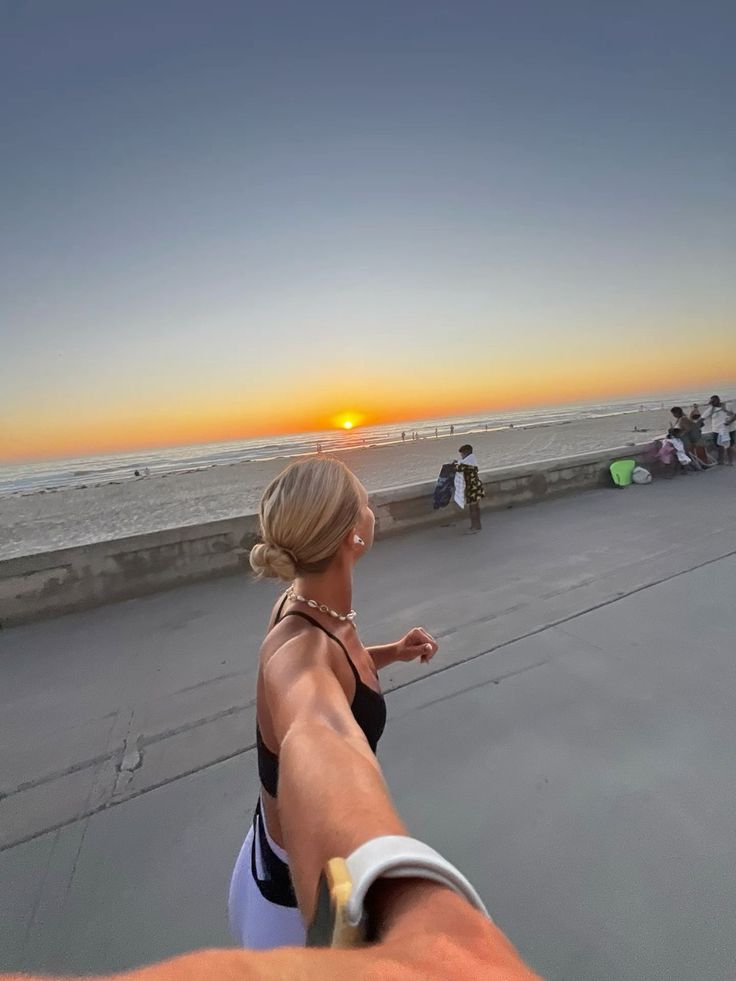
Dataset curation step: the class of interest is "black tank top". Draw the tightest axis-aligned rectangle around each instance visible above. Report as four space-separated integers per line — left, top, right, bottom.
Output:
256 601 387 799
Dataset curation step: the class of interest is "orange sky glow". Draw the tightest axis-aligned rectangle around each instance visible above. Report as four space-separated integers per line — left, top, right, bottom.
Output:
4 356 734 464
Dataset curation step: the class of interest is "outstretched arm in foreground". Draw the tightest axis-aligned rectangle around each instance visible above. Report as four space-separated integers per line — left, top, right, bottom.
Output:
5 630 540 981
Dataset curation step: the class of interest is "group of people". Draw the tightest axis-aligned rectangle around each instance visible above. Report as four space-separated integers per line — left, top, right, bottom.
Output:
30 394 736 979
664 396 736 472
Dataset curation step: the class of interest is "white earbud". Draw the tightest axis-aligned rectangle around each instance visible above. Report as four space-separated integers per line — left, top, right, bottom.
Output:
354 535 365 546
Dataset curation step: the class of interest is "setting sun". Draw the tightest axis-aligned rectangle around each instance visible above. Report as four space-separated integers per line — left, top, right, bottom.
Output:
331 411 365 432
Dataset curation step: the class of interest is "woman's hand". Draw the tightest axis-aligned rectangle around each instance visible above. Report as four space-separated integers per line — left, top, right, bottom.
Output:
394 627 439 664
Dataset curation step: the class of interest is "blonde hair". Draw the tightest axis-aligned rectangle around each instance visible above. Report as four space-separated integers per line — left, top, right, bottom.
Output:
249 458 363 581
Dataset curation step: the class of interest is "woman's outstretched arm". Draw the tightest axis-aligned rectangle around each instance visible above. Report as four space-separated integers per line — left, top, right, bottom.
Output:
4 630 539 981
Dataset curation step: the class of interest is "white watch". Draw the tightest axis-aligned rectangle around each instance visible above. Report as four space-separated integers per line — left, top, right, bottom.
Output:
306 835 490 948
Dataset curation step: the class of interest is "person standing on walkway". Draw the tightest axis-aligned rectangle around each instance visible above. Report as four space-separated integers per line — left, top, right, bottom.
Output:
699 395 735 465
228 458 443 949
669 407 706 469
455 444 484 533
687 404 713 465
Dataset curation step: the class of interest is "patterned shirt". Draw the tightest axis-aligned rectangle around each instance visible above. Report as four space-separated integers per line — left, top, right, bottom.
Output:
456 462 485 504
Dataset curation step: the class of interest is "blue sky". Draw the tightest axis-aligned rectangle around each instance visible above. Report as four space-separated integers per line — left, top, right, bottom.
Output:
2 1 735 459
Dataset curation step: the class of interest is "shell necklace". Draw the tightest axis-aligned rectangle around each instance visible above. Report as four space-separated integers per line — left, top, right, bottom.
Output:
287 587 357 625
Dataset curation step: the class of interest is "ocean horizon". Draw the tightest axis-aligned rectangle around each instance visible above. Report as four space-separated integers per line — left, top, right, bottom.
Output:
0 391 728 497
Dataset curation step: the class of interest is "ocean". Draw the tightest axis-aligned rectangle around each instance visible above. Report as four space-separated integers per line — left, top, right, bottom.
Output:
0 393 716 497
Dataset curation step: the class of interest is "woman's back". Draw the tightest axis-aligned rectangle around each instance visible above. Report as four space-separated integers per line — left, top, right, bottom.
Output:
255 593 386 848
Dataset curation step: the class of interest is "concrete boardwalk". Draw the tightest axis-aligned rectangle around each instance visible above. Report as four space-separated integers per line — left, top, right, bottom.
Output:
1 469 735 980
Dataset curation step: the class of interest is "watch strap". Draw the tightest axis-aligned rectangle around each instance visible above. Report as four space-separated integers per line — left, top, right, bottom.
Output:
306 835 490 948
343 834 490 926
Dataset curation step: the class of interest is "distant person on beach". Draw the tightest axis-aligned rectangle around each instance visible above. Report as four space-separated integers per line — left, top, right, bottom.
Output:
450 424 455 435
454 444 484 533
401 431 406 442
435 427 439 438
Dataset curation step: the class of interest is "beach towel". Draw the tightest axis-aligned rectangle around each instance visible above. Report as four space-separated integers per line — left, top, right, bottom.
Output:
657 437 690 466
669 436 691 465
432 463 457 510
454 472 465 509
657 441 675 465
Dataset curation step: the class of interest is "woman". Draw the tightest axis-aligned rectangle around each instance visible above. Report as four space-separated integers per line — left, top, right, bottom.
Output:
669 406 705 470
11 456 538 980
687 404 712 466
228 457 439 950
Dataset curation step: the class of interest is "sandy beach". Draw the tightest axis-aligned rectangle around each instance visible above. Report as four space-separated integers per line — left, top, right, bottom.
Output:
0 409 673 560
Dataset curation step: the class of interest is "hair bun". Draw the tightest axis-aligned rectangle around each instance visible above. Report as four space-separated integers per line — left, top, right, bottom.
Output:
249 541 298 581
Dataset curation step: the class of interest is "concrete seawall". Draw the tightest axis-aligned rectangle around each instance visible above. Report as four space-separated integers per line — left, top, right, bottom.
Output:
0 443 657 626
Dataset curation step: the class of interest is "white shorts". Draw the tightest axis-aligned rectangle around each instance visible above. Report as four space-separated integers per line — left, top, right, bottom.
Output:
228 804 306 950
